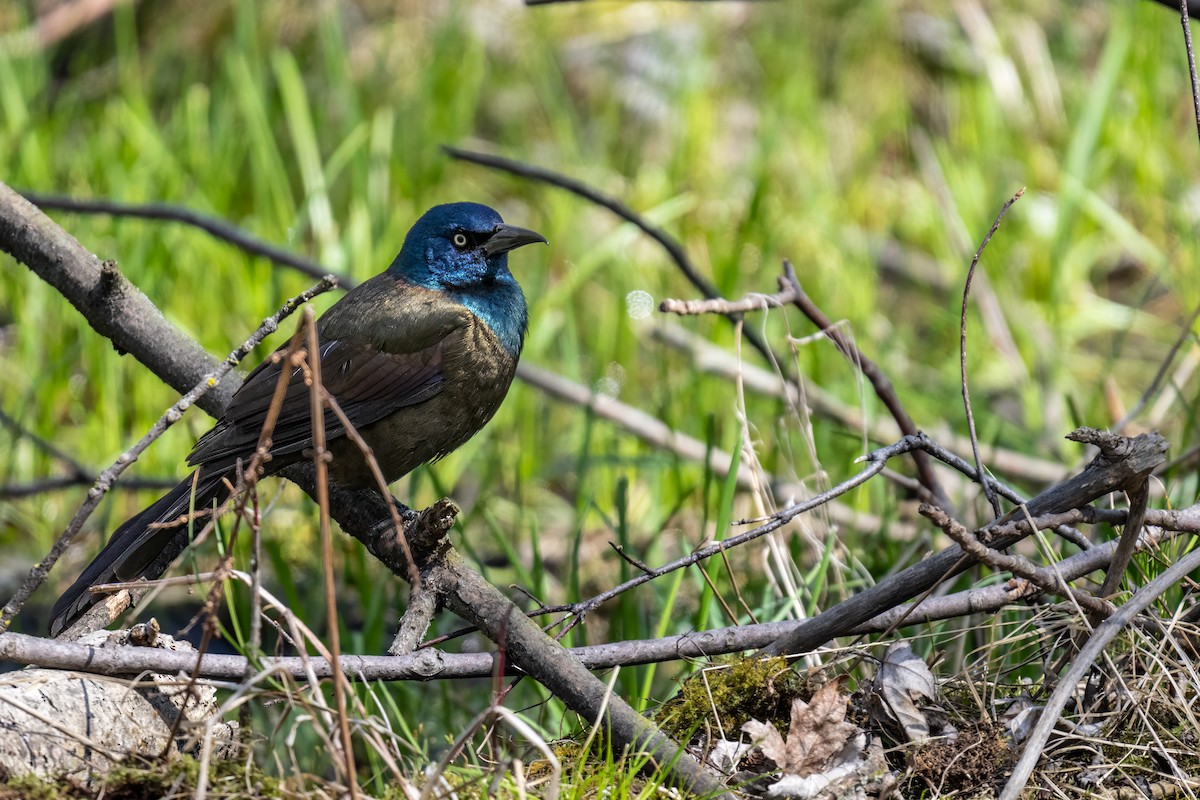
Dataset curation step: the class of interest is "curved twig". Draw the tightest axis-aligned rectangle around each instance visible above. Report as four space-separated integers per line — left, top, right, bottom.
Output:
959 188 1023 518
21 192 340 285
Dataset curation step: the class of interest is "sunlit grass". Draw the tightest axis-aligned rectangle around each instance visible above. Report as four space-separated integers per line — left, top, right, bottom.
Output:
1 0 1198 789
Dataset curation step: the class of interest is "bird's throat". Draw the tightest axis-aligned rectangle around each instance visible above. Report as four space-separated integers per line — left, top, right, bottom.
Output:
453 281 528 358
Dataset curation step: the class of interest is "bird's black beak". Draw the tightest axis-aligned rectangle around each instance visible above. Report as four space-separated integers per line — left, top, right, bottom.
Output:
483 223 548 257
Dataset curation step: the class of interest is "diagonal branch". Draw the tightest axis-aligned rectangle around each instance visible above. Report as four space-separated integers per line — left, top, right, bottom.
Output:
0 180 732 799
0 184 240 417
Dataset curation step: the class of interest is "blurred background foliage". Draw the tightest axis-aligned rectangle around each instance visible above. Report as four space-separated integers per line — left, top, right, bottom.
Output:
1 0 1198 784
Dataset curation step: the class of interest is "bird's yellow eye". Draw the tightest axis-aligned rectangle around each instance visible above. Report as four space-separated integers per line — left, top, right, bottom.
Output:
452 233 469 249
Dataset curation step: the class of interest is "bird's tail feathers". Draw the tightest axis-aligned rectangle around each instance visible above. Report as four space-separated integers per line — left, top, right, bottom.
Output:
49 469 232 637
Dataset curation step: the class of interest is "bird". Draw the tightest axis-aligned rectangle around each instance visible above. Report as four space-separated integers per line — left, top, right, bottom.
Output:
50 202 546 637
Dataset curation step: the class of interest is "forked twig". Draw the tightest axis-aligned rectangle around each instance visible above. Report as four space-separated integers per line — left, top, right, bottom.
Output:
661 260 953 511
920 503 1112 617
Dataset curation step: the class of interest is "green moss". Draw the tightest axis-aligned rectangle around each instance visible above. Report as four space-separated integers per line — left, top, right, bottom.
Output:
0 773 67 800
654 656 809 741
0 756 285 800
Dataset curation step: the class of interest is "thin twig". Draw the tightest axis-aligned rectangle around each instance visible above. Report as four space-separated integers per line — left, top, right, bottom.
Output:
609 543 654 575
659 291 794 316
546 431 1025 644
243 487 263 734
305 309 360 799
0 407 91 480
960 187 1024 519
920 503 1112 617
776 261 953 510
564 435 909 620
0 276 336 631
0 407 179 497
0 475 178 499
1182 0 1200 144
164 322 323 750
21 192 342 286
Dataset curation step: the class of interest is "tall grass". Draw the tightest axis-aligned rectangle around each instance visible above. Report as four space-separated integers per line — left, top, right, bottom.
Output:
1 0 1198 789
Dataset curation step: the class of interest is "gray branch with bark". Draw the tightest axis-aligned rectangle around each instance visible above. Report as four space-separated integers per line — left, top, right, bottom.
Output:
0 182 734 799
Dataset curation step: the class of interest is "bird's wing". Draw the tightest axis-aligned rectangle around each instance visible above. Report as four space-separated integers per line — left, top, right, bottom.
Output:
187 336 449 467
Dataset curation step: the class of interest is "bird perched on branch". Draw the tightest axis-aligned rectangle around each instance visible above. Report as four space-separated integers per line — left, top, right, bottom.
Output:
50 202 546 637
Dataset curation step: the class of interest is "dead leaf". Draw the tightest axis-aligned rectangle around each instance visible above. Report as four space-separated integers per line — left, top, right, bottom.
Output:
742 718 788 770
875 642 939 742
742 681 859 777
708 738 754 773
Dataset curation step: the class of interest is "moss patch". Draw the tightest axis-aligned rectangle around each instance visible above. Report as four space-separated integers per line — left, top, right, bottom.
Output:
0 756 285 800
654 655 810 741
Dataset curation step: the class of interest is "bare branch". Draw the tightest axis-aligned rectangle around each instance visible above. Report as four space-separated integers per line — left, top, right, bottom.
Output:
21 191 343 286
920 503 1113 617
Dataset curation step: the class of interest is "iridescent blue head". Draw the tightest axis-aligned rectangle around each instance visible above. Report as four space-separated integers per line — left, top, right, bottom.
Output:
391 202 546 355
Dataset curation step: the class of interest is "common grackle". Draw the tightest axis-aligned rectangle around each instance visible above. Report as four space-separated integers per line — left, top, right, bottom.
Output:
50 202 546 637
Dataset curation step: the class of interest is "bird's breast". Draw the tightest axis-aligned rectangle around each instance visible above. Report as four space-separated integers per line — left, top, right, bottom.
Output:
327 314 519 487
